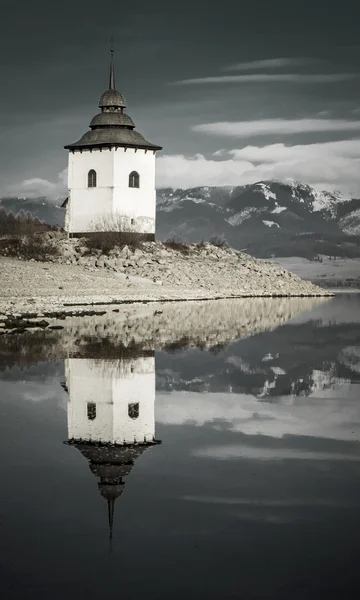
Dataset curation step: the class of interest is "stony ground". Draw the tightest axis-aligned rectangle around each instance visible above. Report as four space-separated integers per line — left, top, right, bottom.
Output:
0 238 332 317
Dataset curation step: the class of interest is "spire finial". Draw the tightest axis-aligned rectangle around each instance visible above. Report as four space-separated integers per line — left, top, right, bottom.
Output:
108 498 115 554
109 36 115 90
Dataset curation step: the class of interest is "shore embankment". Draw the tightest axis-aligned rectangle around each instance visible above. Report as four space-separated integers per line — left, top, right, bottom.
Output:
0 240 333 320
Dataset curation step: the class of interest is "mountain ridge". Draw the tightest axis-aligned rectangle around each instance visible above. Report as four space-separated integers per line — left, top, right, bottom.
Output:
2 179 360 258
156 180 360 258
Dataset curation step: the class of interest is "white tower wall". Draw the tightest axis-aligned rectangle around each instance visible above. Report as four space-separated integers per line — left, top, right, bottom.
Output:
112 148 156 233
66 147 156 234
66 357 155 445
67 150 114 233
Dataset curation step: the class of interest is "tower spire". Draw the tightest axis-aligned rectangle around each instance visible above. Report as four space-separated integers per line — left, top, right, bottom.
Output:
109 36 115 90
108 497 115 541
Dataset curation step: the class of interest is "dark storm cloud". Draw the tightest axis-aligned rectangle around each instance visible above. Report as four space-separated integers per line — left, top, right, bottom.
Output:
1 0 360 194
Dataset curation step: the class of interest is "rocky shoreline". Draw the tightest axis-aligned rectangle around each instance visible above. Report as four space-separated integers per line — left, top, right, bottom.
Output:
0 296 331 361
0 239 333 320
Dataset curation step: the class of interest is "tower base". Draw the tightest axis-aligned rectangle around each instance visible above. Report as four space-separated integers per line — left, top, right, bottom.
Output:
67 232 155 242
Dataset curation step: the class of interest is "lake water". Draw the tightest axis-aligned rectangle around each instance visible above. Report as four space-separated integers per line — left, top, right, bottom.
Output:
1 294 360 599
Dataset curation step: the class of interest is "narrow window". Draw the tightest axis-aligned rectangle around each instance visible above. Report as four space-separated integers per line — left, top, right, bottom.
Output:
128 402 139 419
129 171 140 188
131 218 135 226
88 169 97 188
87 402 96 420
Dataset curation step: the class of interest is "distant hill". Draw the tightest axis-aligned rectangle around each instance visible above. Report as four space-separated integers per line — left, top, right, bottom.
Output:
156 181 360 258
2 180 360 258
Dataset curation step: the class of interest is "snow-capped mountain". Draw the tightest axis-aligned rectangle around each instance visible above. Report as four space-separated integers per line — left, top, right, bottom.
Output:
156 180 360 258
2 180 360 258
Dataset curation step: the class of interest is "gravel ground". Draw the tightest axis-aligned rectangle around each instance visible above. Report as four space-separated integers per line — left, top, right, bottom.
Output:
0 253 332 317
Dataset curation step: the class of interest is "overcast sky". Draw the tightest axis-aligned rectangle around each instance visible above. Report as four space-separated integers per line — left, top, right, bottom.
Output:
1 0 360 197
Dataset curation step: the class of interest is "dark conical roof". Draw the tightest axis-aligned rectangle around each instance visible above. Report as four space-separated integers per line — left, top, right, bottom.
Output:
64 49 162 152
68 439 160 541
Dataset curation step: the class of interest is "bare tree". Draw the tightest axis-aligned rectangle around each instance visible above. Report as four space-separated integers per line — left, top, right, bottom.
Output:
84 213 145 253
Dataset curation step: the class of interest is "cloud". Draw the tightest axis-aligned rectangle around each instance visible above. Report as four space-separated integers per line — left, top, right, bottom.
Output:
225 57 312 71
156 153 253 188
229 139 360 161
1 379 67 410
156 140 360 194
193 119 360 137
4 168 68 201
173 73 358 85
8 139 360 199
156 389 360 442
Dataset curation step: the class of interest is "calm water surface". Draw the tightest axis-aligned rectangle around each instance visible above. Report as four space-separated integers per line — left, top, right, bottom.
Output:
1 294 360 599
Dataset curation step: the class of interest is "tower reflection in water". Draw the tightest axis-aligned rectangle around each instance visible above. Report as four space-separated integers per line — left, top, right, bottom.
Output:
64 352 160 539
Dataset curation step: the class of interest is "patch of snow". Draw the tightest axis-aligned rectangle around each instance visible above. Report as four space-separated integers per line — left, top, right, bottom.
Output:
158 193 227 214
258 379 277 397
257 182 277 201
283 179 313 202
158 200 182 212
201 186 211 198
188 197 209 204
275 179 351 217
339 208 360 235
227 207 258 226
262 220 280 228
311 190 337 214
262 353 279 362
284 178 304 188
271 205 287 214
271 367 286 375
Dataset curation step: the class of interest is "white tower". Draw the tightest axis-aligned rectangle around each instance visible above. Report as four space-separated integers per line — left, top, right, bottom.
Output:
63 48 162 239
64 354 160 539
65 356 156 445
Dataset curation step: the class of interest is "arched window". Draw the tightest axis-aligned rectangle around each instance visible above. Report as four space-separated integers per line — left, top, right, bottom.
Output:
88 169 97 188
129 171 140 188
128 402 139 419
87 402 96 420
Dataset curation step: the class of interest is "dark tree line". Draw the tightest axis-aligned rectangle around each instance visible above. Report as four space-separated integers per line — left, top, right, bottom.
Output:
0 208 55 235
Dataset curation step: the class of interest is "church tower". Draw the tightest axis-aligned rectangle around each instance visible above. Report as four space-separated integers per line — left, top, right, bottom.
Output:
63 354 160 540
63 47 162 239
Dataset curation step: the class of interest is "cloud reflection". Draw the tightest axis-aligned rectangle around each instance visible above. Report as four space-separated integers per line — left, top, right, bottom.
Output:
192 444 360 462
156 387 360 444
